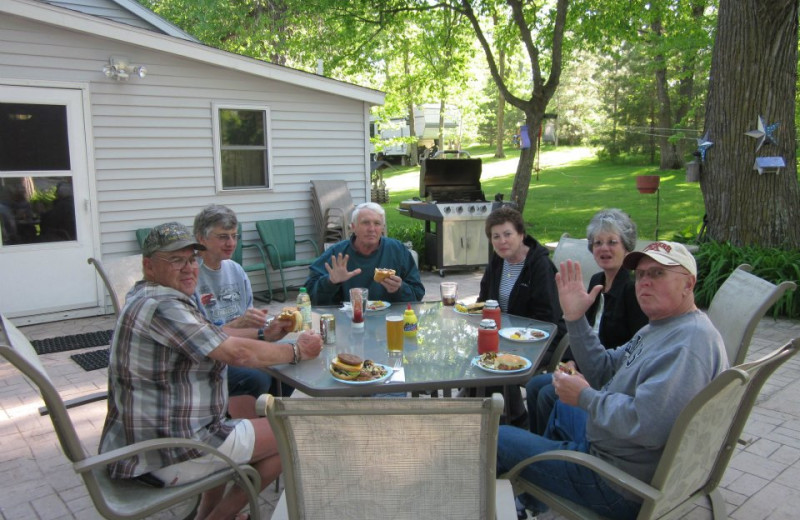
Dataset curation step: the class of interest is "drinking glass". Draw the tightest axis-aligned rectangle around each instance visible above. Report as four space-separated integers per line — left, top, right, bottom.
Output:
385 315 404 352
349 287 368 328
440 282 458 306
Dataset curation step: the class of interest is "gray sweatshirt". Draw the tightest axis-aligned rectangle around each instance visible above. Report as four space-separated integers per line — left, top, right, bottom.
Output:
567 310 728 494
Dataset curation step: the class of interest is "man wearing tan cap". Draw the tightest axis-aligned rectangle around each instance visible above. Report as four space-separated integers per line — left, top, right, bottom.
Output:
497 241 728 520
99 222 322 520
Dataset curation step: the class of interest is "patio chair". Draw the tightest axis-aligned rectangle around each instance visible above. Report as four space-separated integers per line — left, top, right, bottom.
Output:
310 179 355 247
501 338 799 520
551 233 597 288
88 255 142 318
135 227 151 249
255 219 320 302
707 264 796 365
0 313 262 520
259 393 516 520
229 223 274 303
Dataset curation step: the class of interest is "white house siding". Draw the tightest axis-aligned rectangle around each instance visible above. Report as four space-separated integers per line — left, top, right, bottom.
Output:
0 12 374 296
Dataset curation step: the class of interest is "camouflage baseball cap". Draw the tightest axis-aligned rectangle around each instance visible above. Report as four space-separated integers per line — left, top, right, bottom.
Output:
142 222 206 257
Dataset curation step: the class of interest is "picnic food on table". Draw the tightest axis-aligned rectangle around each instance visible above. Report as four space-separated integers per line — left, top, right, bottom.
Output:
557 362 576 375
368 300 387 310
510 328 547 340
329 353 388 381
455 301 485 314
373 268 396 282
479 352 527 370
277 306 304 332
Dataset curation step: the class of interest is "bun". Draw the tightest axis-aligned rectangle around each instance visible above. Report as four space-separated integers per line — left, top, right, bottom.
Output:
277 307 303 332
496 354 526 370
330 353 364 380
374 268 396 282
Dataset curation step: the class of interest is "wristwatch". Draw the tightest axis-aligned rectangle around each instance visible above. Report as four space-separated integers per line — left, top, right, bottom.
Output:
257 328 265 341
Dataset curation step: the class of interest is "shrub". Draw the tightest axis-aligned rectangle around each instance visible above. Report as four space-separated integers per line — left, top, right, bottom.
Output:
694 241 800 319
387 222 426 267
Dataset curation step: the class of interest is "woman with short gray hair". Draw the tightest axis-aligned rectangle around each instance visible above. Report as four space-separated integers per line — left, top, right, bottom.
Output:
526 208 648 436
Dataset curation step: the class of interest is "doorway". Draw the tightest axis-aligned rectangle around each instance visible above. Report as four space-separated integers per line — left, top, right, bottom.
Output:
0 85 97 322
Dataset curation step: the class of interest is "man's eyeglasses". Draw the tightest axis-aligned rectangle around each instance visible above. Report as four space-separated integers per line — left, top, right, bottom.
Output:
213 233 239 242
153 254 198 271
592 239 620 248
634 266 690 282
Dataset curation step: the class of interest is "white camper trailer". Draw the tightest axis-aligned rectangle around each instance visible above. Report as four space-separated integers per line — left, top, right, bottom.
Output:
370 104 462 164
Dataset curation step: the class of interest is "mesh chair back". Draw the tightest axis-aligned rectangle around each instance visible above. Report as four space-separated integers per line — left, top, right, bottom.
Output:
264 395 504 520
646 340 798 518
88 255 142 317
707 264 796 365
552 233 597 288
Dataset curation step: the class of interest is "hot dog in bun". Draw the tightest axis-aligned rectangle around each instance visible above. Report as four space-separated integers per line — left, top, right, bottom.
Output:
329 353 364 381
374 268 396 282
277 306 304 332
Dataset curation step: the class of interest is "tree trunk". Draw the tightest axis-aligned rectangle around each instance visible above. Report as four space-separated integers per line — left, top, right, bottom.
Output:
702 0 800 248
510 113 542 209
652 18 683 170
494 48 506 158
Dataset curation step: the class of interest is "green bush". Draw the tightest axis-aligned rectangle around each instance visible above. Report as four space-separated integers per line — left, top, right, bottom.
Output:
387 222 426 266
694 241 800 319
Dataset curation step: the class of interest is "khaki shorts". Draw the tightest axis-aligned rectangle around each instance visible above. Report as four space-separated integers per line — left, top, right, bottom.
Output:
151 420 255 487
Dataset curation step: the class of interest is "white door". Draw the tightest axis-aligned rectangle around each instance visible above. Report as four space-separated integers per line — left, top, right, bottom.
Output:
0 85 96 321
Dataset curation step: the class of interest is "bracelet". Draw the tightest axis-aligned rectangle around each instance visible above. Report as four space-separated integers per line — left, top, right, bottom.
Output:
257 328 265 341
291 342 301 365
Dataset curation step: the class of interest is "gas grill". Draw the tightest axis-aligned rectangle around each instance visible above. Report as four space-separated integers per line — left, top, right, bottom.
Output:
405 157 505 276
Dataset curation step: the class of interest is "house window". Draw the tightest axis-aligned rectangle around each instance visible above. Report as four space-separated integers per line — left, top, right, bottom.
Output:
214 105 271 191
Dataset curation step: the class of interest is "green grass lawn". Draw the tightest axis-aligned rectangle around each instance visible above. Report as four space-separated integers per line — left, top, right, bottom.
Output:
381 145 705 245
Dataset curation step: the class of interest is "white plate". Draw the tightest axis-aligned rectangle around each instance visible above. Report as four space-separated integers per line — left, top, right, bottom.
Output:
331 363 393 384
499 327 550 342
367 301 391 312
471 355 532 374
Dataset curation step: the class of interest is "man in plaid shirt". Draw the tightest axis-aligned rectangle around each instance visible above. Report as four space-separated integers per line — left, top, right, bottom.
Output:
99 222 322 520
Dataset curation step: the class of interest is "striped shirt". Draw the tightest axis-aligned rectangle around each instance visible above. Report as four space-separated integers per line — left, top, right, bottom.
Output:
499 260 525 312
99 280 232 479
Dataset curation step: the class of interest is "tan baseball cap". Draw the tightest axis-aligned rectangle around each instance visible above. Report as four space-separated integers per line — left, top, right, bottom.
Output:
622 241 697 276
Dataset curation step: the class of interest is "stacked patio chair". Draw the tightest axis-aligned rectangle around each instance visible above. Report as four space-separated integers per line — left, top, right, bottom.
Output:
310 180 355 248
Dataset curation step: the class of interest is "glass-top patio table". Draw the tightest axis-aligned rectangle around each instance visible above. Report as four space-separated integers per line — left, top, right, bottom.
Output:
264 301 557 397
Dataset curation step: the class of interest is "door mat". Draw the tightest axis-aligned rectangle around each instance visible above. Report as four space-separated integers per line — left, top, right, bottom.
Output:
70 348 110 371
31 330 114 355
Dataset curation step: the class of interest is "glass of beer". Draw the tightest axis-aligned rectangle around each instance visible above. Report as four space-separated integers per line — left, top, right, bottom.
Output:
386 315 404 352
440 282 458 306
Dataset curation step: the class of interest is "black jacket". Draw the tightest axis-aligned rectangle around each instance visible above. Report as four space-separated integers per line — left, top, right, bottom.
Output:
585 268 649 349
479 235 567 354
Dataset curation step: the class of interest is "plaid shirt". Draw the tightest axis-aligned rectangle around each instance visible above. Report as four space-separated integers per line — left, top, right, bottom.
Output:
99 280 232 479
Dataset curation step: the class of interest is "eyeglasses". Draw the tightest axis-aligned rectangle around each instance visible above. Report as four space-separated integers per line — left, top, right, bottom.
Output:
153 254 198 271
634 266 690 282
592 239 620 249
213 233 239 242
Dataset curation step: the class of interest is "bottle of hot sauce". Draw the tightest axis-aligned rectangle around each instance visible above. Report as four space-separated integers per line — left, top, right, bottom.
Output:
477 319 499 355
482 300 501 329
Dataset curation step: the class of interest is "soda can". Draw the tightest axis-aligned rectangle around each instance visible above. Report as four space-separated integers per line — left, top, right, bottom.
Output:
320 314 336 345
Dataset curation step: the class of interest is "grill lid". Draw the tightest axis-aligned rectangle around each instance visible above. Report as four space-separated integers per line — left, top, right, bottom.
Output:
419 158 484 201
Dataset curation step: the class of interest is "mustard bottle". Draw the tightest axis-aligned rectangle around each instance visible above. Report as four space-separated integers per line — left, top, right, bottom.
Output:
403 303 418 337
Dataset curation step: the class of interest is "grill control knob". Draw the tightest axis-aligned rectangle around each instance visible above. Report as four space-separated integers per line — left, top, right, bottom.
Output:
444 206 452 214
469 205 476 213
456 206 464 214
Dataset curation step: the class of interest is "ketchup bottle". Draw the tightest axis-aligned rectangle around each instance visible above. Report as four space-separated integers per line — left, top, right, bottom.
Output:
482 300 502 329
477 319 499 355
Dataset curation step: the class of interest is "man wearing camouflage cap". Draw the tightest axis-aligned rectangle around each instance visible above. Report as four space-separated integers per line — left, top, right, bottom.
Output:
497 241 728 519
99 222 322 520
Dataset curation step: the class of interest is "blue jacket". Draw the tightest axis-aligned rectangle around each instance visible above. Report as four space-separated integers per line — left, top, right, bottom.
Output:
304 235 425 305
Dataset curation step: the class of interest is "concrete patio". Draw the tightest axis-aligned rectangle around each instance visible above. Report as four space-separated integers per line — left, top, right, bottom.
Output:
1 268 799 519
